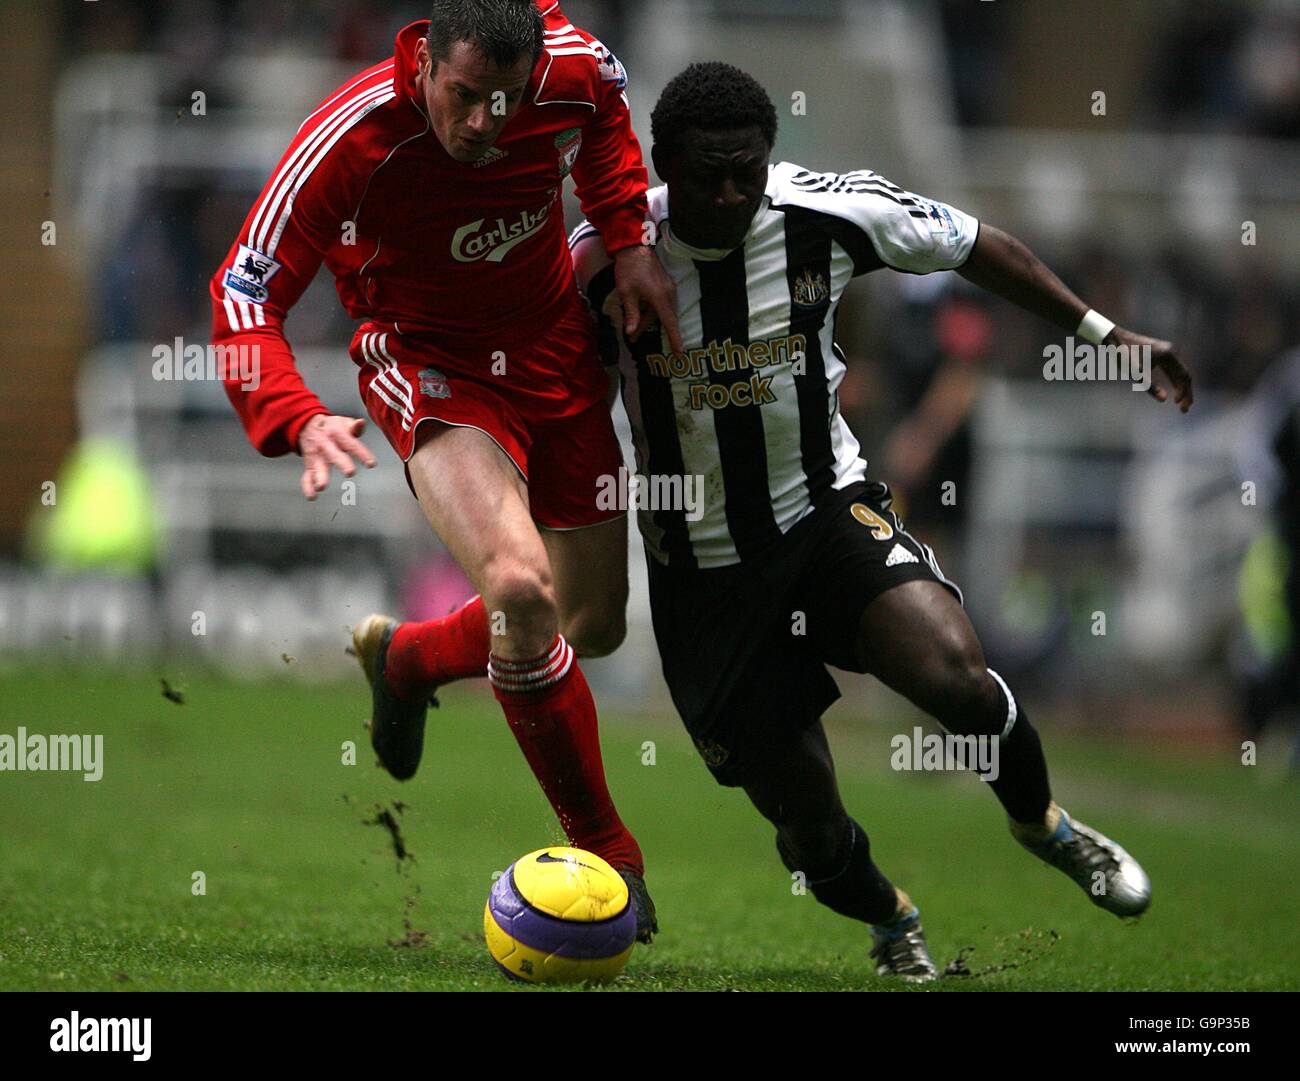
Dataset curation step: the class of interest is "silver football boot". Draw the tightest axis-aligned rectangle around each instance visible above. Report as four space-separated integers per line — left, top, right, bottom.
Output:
1013 803 1151 917
869 890 940 983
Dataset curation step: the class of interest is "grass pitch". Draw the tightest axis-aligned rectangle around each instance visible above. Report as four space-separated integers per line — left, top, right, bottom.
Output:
0 666 1295 991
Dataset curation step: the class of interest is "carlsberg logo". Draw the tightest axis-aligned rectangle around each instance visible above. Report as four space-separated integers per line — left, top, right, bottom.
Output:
452 202 553 263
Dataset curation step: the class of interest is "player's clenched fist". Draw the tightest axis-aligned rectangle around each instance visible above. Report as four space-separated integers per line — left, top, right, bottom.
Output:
296 414 377 501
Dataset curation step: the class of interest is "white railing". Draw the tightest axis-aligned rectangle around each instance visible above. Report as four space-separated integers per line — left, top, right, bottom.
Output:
77 342 426 570
967 378 1258 674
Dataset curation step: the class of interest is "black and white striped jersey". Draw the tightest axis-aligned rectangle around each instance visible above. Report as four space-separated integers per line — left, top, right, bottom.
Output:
571 160 979 569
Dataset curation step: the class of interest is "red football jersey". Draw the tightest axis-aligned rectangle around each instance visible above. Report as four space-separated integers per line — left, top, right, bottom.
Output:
210 4 648 456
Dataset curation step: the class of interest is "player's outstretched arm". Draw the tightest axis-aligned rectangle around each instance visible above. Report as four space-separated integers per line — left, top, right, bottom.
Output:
211 63 381 466
564 24 683 355
956 224 1193 412
296 415 377 502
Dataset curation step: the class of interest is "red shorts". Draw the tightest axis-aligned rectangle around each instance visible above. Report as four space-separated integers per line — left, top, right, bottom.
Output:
350 298 624 530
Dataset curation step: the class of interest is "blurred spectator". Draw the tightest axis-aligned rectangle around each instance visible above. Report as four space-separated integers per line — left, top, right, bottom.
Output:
875 274 994 537
1152 4 1248 133
938 0 1013 127
1236 5 1300 139
941 0 1300 140
1234 347 1300 769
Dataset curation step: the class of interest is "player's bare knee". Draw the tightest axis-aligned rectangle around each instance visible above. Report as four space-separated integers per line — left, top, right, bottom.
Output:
927 636 996 731
482 562 557 646
564 609 626 658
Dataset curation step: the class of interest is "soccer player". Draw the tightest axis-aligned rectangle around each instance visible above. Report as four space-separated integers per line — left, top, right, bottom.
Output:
210 1 682 940
571 62 1194 979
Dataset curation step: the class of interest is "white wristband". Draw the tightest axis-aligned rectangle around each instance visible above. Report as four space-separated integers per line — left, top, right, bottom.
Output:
1076 309 1116 346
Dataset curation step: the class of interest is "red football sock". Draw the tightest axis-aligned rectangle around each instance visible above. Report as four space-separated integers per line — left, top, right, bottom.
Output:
385 595 489 702
489 636 645 876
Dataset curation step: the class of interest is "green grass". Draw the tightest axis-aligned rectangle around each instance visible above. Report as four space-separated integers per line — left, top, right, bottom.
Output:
0 666 1296 991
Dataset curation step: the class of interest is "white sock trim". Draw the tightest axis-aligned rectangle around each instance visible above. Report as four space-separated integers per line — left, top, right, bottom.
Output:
986 668 1018 739
488 636 575 693
489 637 564 673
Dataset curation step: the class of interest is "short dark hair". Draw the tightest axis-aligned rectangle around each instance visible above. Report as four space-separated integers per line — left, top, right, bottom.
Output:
427 0 544 70
651 62 778 163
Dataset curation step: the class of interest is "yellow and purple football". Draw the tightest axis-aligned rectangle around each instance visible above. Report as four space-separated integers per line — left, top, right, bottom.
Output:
484 846 637 984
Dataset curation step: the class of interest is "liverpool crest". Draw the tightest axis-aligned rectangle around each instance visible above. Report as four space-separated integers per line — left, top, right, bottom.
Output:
555 127 582 178
418 367 451 399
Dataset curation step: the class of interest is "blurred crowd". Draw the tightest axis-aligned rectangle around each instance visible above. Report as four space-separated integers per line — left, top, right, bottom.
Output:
48 0 1298 745
65 0 1299 384
942 0 1300 137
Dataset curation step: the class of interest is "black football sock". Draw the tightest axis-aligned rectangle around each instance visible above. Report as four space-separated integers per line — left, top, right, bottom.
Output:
776 816 899 926
982 674 1053 825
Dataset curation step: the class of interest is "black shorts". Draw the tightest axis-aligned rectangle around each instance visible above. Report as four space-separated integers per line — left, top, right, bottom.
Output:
647 480 963 787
